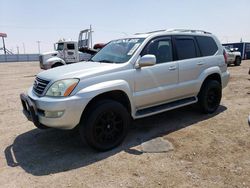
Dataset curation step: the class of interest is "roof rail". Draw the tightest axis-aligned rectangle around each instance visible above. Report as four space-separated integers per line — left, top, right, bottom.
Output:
134 29 212 35
166 29 212 34
134 29 166 35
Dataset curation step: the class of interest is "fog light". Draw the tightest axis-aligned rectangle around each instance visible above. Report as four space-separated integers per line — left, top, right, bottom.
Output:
44 110 64 118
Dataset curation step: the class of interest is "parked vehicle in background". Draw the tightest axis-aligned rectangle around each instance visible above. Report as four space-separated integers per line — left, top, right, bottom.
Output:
223 46 241 66
39 39 91 69
20 29 230 151
39 27 105 70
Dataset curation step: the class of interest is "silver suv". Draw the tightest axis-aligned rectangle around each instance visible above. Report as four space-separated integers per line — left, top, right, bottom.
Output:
20 29 230 151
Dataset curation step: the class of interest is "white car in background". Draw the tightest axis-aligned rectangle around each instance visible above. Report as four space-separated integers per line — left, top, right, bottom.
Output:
223 46 241 66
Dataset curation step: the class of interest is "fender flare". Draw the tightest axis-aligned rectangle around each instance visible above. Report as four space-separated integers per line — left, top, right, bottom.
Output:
46 57 66 66
196 66 222 91
76 80 136 116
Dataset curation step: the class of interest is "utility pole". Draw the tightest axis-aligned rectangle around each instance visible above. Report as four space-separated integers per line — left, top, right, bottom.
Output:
2 37 6 54
16 46 19 54
22 42 25 54
36 41 41 54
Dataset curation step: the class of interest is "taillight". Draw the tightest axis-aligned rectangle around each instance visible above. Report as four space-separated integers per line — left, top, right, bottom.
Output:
223 49 227 63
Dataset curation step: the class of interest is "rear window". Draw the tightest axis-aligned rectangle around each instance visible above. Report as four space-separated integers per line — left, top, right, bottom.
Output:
196 36 218 56
175 39 197 60
67 43 75 50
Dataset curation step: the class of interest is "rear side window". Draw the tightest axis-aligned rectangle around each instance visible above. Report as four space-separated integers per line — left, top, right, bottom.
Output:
175 39 197 60
67 43 75 50
196 36 218 56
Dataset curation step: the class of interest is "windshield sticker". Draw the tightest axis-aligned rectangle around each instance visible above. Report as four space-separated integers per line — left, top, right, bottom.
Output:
127 43 140 55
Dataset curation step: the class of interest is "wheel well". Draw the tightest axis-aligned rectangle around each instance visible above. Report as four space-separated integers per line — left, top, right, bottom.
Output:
52 62 63 67
82 90 131 118
198 73 222 97
203 73 221 85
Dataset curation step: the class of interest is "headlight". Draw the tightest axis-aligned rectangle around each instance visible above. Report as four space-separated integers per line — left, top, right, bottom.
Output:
45 79 79 97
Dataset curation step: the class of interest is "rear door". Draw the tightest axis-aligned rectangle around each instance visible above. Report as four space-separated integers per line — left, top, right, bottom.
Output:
173 36 203 98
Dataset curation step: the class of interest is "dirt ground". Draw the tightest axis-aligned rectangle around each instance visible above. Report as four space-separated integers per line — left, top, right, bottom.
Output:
0 61 249 188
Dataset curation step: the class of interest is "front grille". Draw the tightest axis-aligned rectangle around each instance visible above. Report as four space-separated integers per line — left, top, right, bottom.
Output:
33 77 50 95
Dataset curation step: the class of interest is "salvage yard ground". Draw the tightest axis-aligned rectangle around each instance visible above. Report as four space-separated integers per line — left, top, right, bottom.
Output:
0 61 250 188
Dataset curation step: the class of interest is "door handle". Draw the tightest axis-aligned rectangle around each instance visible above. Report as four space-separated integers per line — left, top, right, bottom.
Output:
168 66 177 71
197 62 204 66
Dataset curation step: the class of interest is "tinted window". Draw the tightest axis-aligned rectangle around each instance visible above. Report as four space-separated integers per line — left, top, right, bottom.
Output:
142 39 173 63
67 44 75 50
196 36 218 56
175 39 197 60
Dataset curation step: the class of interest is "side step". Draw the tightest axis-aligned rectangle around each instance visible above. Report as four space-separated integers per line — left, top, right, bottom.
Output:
135 96 197 118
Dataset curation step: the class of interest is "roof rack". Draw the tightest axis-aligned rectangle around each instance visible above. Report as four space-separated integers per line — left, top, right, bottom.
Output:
166 29 212 34
134 29 212 35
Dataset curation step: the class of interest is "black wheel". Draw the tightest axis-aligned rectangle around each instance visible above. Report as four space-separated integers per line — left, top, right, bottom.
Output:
234 56 241 66
79 100 130 151
52 62 63 68
198 80 222 114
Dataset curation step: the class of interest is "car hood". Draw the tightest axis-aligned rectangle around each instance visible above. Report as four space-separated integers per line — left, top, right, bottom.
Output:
37 61 124 81
41 51 58 56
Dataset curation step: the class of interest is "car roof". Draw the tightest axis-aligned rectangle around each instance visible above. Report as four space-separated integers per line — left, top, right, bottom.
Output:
133 29 213 39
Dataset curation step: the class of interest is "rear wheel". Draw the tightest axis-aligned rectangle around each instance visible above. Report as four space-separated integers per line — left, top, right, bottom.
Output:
198 80 222 114
234 56 241 66
79 100 130 151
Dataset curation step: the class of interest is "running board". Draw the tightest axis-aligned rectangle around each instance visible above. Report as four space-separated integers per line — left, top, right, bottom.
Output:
135 96 197 118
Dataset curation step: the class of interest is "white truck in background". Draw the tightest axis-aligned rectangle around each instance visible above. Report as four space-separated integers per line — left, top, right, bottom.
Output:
39 27 105 70
223 46 242 66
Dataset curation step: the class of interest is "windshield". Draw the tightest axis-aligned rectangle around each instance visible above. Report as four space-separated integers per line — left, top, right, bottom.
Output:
91 38 145 63
56 43 64 51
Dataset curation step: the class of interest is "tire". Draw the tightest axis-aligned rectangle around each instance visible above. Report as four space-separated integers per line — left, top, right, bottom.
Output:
198 80 222 114
52 62 63 68
234 56 241 66
79 100 130 151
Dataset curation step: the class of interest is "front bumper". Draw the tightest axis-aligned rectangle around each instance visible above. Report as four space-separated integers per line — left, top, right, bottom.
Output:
40 63 51 70
20 88 88 129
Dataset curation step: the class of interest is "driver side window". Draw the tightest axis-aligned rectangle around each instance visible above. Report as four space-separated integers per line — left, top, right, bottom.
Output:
141 38 173 64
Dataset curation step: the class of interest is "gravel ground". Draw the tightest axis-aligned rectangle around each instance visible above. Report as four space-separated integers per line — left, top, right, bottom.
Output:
0 61 249 188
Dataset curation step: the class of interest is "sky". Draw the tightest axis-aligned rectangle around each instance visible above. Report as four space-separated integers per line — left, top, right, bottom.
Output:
0 0 250 54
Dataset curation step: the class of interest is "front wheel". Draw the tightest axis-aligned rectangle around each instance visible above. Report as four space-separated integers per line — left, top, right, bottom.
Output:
198 80 222 114
79 100 130 151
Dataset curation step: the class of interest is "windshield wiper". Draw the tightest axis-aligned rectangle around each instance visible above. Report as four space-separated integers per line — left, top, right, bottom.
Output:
98 59 115 63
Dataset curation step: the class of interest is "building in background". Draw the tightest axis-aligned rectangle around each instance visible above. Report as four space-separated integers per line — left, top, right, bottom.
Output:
222 42 250 60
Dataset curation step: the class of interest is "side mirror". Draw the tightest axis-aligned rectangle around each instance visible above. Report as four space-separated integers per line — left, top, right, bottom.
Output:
137 54 156 68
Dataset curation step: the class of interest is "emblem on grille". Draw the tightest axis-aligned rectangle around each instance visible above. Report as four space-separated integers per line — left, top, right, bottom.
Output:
34 80 38 87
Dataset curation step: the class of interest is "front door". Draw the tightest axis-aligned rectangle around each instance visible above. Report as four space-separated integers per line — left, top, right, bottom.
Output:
134 37 179 109
64 43 78 63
